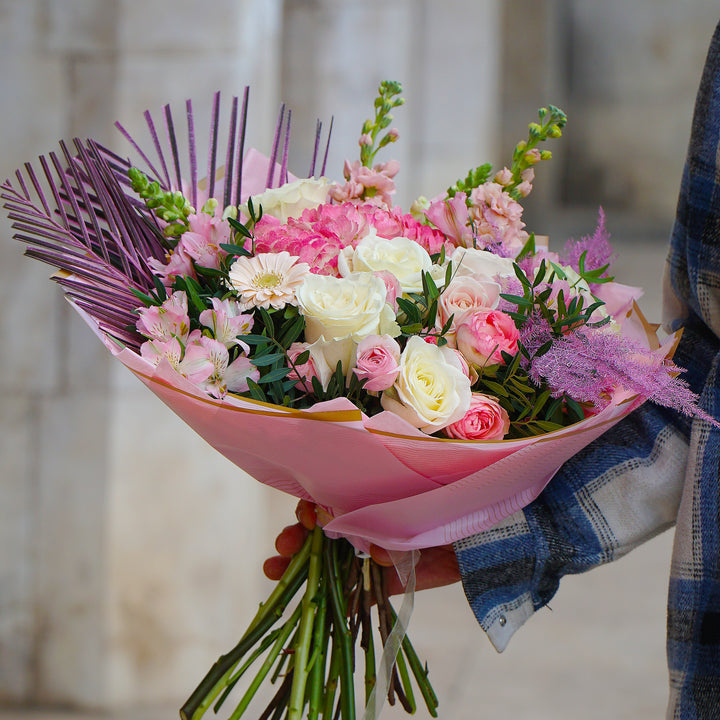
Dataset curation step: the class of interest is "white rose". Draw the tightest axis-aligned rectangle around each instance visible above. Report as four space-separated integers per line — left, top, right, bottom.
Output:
296 272 400 344
381 336 471 433
451 247 516 278
339 230 432 293
244 177 329 223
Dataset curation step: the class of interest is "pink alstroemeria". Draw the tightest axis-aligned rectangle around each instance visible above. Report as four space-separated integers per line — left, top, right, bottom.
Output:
199 297 254 349
136 291 192 343
178 212 231 270
180 336 259 399
148 244 197 288
140 336 184 369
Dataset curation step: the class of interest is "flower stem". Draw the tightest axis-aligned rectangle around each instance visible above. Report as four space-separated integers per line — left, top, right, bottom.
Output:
307 573 330 720
287 525 325 720
180 532 313 720
326 541 356 720
228 603 303 720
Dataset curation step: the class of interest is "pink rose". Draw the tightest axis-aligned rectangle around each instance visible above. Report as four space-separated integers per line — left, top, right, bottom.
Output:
287 342 322 394
456 309 519 367
353 334 401 392
436 275 501 338
373 270 402 311
443 393 510 440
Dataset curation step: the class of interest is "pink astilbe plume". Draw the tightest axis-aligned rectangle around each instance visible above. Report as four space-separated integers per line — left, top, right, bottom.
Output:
560 208 617 283
529 326 710 421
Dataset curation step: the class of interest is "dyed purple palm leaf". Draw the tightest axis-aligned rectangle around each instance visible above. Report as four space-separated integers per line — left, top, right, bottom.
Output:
3 90 334 355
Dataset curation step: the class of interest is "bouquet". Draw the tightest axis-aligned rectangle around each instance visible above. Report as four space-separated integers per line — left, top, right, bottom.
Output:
2 80 704 719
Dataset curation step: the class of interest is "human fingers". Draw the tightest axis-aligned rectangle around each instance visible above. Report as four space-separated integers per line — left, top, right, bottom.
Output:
369 543 461 596
295 499 317 530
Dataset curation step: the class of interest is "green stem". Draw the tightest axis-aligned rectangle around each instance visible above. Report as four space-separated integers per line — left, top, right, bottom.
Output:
322 640 340 719
388 605 438 717
326 541 356 720
288 526 325 720
228 604 303 720
307 574 330 720
180 533 313 720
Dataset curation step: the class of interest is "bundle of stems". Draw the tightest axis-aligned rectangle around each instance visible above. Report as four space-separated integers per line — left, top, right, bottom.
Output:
180 526 438 720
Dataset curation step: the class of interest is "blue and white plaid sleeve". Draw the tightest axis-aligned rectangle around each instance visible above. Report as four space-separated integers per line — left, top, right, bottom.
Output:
456 20 720 718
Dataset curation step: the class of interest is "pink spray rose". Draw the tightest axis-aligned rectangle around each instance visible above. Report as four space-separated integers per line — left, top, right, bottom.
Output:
287 342 323 394
353 335 402 392
436 275 501 338
456 309 519 367
443 393 510 441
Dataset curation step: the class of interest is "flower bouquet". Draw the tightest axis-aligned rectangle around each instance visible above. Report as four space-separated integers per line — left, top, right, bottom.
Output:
1 81 703 719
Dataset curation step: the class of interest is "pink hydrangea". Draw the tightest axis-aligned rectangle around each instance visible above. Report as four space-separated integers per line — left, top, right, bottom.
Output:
252 202 450 275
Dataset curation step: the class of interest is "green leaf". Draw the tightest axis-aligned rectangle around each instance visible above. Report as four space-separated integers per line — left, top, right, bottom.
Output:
565 397 586 422
397 297 421 324
515 233 536 263
130 287 159 307
246 378 267 402
499 293 533 308
481 380 509 397
258 307 275 336
278 315 305 349
238 333 272 346
227 217 253 239
152 273 168 301
219 242 252 257
401 323 423 335
258 366 292 384
251 353 286 367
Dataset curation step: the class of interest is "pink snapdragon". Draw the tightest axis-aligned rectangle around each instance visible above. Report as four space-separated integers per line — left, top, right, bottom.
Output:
443 393 510 440
353 335 402 392
329 159 400 207
456 309 519 367
468 182 529 256
424 193 475 248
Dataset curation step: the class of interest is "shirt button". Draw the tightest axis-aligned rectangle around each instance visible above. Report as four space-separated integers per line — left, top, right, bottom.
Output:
498 615 507 627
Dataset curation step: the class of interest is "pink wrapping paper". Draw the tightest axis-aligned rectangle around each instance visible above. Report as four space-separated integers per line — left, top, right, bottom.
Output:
81 302 667 552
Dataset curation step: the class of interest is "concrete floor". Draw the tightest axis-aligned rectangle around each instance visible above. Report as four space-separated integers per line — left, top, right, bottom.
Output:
1 231 676 720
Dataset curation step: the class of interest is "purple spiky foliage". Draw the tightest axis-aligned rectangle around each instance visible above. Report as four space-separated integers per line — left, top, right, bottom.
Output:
559 208 617 283
1 90 334 352
528 325 710 421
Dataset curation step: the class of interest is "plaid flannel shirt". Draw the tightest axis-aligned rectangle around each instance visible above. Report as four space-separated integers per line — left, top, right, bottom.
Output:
454 21 720 719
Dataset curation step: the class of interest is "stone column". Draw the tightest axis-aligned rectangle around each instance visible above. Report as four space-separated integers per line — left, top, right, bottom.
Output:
281 0 501 208
0 0 291 710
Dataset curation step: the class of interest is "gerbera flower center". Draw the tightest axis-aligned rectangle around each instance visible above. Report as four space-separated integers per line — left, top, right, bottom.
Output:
254 271 283 289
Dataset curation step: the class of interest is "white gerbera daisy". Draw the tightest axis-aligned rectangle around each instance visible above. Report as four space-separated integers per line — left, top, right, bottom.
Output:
228 251 310 310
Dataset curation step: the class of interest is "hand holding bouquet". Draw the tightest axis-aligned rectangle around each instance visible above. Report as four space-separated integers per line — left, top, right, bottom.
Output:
2 80 708 719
